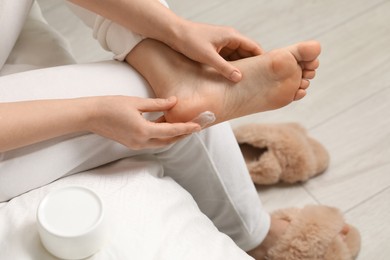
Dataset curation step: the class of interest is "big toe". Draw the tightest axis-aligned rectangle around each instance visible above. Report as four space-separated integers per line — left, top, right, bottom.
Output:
290 40 322 62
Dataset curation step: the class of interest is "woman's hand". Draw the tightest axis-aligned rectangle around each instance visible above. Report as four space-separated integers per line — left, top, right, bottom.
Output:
169 21 263 82
69 0 261 82
0 96 199 152
87 96 201 150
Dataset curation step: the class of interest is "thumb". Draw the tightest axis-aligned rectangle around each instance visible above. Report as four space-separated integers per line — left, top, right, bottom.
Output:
207 53 242 82
138 96 177 112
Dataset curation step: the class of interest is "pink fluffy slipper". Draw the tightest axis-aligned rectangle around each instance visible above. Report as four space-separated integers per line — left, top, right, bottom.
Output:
263 205 361 260
233 123 330 185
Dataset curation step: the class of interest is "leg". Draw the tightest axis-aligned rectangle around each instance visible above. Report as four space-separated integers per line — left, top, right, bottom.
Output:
0 63 271 255
0 61 157 201
0 2 155 200
0 157 253 259
126 39 321 125
168 125 353 258
1 4 271 252
156 122 270 251
63 4 356 259
69 0 320 126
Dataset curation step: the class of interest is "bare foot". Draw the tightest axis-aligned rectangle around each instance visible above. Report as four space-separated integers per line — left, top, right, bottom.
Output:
126 39 321 125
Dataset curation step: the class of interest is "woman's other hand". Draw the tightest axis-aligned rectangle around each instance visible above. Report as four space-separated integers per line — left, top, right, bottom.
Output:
87 96 201 150
169 21 263 83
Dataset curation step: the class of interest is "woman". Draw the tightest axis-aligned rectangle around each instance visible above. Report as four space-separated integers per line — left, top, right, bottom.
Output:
0 1 342 259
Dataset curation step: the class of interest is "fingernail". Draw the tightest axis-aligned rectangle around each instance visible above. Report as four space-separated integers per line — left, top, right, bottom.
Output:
230 71 241 82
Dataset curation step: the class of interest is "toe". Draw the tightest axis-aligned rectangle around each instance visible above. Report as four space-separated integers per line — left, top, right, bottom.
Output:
294 89 307 100
290 41 322 62
303 70 316 79
300 79 310 89
301 59 320 70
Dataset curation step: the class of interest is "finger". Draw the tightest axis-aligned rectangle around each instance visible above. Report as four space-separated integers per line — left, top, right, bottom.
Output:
227 51 242 61
219 47 236 60
219 38 262 61
147 121 201 138
226 36 264 56
219 45 251 59
219 47 241 61
136 96 177 112
204 50 242 82
234 48 257 59
243 41 263 55
222 47 259 61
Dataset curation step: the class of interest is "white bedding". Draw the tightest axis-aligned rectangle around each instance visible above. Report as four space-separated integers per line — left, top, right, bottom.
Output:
0 156 252 259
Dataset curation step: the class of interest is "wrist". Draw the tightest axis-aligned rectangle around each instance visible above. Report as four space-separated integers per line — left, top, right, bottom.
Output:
162 17 190 51
130 1 187 50
81 96 106 134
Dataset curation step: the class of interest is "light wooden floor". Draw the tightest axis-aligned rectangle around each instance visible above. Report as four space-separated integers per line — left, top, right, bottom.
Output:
39 0 390 259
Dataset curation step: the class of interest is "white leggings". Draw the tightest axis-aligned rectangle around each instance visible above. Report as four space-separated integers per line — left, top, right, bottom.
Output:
0 1 269 252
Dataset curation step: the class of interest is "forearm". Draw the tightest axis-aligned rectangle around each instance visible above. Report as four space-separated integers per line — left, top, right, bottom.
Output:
68 0 185 47
0 98 94 152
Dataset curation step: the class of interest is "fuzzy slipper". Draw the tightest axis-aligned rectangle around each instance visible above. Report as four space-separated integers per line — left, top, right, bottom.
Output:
233 123 330 185
265 205 361 260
